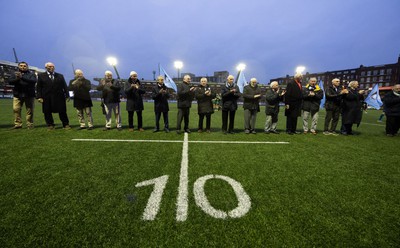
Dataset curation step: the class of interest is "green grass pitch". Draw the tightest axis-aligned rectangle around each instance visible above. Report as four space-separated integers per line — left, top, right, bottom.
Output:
0 98 399 247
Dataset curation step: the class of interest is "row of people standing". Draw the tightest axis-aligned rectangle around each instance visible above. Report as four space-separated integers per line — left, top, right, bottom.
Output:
8 61 400 136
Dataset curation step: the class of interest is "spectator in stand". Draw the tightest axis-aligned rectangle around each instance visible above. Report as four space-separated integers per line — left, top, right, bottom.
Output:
69 69 93 130
302 77 323 134
243 78 262 134
264 81 285 134
97 71 122 131
195 77 216 133
125 71 145 132
36 62 71 130
152 75 170 133
221 75 241 134
382 84 400 137
8 61 37 129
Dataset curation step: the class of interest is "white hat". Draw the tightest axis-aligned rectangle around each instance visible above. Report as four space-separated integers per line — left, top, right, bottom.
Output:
105 70 113 75
130 71 137 76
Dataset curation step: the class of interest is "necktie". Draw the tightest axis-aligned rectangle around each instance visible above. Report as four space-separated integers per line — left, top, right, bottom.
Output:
50 73 54 81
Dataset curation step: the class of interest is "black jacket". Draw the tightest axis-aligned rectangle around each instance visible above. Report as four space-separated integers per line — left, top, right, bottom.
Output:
325 85 342 111
383 91 400 116
97 79 121 104
195 84 216 114
152 83 170 112
284 80 303 117
243 84 261 111
8 70 36 98
342 88 364 125
265 88 283 115
69 78 93 108
125 78 145 111
221 83 241 111
177 82 195 108
302 84 323 112
37 72 69 113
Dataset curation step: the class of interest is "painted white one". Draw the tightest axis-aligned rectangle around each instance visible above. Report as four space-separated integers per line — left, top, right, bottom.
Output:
135 175 169 221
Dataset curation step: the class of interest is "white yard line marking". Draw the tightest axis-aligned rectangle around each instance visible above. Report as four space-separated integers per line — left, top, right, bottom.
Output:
176 133 189 222
71 139 182 143
189 140 289 144
72 138 289 144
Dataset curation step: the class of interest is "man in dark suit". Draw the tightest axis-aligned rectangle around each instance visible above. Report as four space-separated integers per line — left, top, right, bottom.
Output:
36 62 71 130
152 75 170 133
176 75 196 134
284 73 303 134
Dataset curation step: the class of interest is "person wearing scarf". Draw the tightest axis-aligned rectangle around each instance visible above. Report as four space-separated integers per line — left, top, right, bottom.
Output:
284 73 303 134
302 77 323 134
383 84 400 137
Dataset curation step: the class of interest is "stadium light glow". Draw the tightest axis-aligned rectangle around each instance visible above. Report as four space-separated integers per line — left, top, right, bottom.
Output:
295 66 306 74
236 63 246 71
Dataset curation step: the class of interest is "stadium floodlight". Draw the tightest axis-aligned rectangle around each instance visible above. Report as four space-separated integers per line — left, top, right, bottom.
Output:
295 66 306 74
107 57 120 79
174 60 183 82
236 63 246 71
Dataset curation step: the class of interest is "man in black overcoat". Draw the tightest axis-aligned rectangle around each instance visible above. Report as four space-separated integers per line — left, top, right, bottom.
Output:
36 62 70 130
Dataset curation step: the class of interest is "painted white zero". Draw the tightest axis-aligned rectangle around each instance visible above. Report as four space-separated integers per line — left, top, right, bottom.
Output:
135 175 169 221
193 174 251 219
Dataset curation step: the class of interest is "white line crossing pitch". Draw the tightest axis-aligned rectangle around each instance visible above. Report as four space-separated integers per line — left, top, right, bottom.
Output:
176 133 189 222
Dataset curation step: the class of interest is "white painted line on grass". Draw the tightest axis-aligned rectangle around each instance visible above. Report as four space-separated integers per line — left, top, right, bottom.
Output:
72 138 289 144
72 139 182 143
176 132 189 222
189 140 289 144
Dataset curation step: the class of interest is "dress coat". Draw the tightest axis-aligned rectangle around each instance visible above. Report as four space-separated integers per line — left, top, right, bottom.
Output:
265 88 283 115
284 80 303 117
37 72 69 113
221 83 241 111
195 84 216 114
69 78 93 109
243 84 261 111
341 88 364 125
152 83 170 113
177 82 195 108
124 78 145 111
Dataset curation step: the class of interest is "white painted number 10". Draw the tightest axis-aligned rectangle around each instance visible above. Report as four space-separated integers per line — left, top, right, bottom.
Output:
135 174 251 221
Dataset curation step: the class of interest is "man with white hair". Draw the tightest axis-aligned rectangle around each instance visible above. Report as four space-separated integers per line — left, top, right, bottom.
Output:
382 84 400 137
284 73 303 135
176 75 196 134
221 75 241 134
125 71 145 132
302 77 323 134
264 81 285 134
69 69 93 130
323 78 346 135
97 70 122 131
36 62 71 130
243 78 262 134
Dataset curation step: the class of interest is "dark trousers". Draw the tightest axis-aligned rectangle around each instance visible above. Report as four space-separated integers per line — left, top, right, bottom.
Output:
177 107 190 130
386 116 400 135
44 111 69 127
128 111 142 129
286 116 298 133
343 124 353 134
222 110 236 132
198 113 211 130
155 112 169 130
324 108 340 132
